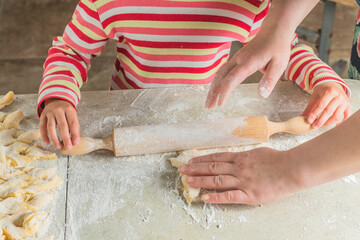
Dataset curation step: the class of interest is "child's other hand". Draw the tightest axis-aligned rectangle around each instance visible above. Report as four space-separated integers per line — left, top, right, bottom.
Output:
302 82 351 128
39 98 81 150
205 30 292 109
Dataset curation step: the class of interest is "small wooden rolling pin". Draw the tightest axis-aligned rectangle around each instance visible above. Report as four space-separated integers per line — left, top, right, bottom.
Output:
61 115 314 156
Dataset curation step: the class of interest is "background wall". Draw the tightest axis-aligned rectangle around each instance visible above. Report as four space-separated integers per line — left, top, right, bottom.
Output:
0 0 358 95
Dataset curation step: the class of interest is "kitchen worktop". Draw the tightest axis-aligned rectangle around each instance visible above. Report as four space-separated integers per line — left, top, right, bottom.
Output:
8 80 360 240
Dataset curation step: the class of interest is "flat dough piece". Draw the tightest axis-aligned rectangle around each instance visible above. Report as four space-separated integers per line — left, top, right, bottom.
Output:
170 150 202 204
0 210 47 240
0 129 40 146
0 110 24 130
0 91 14 110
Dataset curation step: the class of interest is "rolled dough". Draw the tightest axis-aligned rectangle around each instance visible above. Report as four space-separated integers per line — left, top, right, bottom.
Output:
170 150 202 204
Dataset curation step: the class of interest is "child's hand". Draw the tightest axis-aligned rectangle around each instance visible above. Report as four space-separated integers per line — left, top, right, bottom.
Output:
178 148 299 205
302 82 351 129
39 98 80 150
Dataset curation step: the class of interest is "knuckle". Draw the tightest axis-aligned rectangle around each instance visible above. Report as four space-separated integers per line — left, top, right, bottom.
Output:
213 176 222 187
325 87 338 96
225 191 233 202
208 162 218 174
323 107 334 116
68 120 78 129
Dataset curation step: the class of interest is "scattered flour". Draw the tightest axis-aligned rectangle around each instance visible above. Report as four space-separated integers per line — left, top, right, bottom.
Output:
342 175 358 184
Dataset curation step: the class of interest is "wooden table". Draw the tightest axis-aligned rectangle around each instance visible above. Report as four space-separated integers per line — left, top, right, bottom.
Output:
9 80 360 240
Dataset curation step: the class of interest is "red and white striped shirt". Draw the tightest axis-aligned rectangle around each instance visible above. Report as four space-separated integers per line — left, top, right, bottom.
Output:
38 0 349 115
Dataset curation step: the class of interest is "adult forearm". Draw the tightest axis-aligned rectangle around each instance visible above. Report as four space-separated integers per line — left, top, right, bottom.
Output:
260 0 319 40
290 110 360 189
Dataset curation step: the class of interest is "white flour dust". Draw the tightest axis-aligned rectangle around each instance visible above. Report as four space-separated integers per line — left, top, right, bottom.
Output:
342 175 358 184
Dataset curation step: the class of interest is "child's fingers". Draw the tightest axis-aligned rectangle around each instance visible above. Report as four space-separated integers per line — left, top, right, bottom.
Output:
66 110 81 146
55 112 72 150
47 116 62 150
312 98 340 128
306 95 334 125
343 105 352 122
39 115 49 145
323 105 345 126
202 190 249 204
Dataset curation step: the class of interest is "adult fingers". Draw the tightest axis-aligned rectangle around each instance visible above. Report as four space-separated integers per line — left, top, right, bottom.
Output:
216 62 257 106
312 98 340 129
205 61 237 109
39 115 49 145
185 175 241 190
202 190 250 204
179 162 236 176
258 60 285 98
65 109 81 146
55 112 72 150
47 116 61 150
189 152 236 164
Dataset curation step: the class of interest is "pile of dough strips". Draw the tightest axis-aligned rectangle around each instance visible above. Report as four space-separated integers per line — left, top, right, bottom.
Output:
0 91 61 240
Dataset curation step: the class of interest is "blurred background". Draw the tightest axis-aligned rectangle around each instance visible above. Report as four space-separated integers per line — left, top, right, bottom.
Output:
0 0 358 95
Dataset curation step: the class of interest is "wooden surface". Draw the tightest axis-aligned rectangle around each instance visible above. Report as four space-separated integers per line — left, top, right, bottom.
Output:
12 80 360 239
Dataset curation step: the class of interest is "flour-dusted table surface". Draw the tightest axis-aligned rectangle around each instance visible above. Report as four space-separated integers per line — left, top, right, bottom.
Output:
13 80 360 239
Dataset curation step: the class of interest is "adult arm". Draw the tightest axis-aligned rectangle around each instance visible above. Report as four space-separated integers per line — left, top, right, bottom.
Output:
205 0 320 107
179 110 360 204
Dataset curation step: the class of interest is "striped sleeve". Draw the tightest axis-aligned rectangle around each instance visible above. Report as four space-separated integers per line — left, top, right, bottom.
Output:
284 42 351 96
37 0 108 117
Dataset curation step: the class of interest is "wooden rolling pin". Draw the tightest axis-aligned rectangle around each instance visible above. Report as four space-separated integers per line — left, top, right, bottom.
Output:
61 115 314 156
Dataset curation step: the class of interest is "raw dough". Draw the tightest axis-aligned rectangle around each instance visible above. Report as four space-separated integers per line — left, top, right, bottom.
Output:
0 129 40 146
0 92 14 110
0 92 61 239
0 110 24 130
170 150 202 204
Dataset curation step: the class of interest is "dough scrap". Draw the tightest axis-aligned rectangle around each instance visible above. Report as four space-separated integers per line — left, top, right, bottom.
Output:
170 150 202 204
0 110 24 130
0 129 40 146
0 91 61 239
1 143 56 175
0 92 14 110
0 210 47 240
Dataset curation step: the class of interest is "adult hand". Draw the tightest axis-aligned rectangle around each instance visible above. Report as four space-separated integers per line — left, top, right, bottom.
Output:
39 98 81 150
302 82 351 128
205 31 291 108
179 148 300 205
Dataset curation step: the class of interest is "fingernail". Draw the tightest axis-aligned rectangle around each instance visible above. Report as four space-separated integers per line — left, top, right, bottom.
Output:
187 176 194 183
56 144 61 149
312 124 319 129
203 194 210 201
308 117 314 124
258 80 271 98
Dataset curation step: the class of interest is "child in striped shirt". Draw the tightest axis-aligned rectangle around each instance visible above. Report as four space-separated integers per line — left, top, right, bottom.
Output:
38 0 351 150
